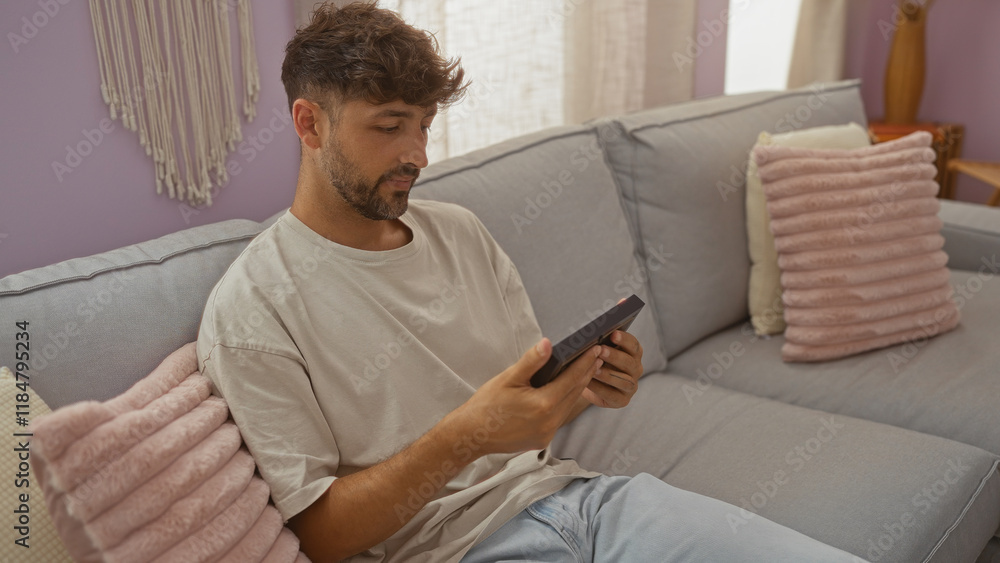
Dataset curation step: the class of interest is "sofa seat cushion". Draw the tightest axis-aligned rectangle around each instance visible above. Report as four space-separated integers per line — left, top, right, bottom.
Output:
552 372 1000 563
667 269 1000 458
413 123 667 374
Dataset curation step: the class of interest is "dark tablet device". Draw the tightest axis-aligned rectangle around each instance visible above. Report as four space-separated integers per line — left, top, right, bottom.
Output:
530 294 645 388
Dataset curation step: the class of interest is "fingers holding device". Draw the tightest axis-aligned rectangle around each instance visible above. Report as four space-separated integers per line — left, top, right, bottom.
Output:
529 294 645 388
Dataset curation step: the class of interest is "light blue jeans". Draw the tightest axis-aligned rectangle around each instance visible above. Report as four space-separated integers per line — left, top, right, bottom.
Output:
461 473 867 563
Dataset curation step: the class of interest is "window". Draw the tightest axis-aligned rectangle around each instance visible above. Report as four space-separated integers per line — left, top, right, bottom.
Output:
725 0 802 95
380 0 566 163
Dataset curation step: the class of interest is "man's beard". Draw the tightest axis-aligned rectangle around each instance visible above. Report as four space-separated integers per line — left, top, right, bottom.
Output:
321 137 420 221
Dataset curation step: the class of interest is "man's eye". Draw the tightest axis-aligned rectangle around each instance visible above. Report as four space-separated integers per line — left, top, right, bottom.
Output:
421 125 431 133
379 126 399 133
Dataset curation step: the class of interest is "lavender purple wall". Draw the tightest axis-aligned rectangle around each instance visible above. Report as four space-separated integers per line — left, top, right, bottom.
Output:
2 1 995 278
692 0 1000 204
1 0 729 279
0 1 300 278
844 0 1000 205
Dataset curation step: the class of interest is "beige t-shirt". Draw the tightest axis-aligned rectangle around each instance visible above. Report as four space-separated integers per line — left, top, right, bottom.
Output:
197 200 597 562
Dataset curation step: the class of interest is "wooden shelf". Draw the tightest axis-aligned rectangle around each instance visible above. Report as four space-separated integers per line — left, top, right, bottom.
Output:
868 121 965 200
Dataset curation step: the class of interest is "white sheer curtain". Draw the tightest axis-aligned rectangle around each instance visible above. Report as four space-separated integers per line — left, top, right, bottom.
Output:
787 0 850 89
563 0 696 124
384 0 568 163
293 0 697 163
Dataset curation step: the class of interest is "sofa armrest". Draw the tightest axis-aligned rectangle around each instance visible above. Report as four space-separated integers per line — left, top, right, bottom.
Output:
938 199 1000 273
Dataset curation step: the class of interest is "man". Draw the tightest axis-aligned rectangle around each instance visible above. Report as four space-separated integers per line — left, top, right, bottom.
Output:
197 3 865 562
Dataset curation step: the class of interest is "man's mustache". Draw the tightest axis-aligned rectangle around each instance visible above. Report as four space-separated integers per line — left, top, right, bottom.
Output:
387 163 420 182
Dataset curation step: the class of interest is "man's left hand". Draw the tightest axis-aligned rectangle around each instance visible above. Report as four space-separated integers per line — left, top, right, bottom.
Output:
582 330 643 408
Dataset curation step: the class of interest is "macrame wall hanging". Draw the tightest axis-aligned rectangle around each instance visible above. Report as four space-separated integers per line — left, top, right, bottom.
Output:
88 0 260 206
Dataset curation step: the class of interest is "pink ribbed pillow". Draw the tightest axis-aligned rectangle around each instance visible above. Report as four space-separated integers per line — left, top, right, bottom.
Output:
29 343 310 563
752 131 960 362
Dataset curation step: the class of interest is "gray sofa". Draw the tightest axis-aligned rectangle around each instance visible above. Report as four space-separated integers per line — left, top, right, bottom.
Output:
3 79 999 562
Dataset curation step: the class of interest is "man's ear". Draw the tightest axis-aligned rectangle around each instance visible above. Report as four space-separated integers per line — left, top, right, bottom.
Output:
292 98 326 151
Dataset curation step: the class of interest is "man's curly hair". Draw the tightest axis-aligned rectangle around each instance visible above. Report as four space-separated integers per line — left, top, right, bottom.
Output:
281 1 468 117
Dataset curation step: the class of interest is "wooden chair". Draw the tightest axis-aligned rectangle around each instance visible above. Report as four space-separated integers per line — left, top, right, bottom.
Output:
945 160 1000 207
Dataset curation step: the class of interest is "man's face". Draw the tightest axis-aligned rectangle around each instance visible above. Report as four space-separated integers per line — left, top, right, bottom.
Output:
319 98 435 221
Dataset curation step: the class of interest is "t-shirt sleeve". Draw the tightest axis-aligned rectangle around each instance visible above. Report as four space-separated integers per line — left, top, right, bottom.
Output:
199 343 339 522
461 207 544 356
501 255 544 356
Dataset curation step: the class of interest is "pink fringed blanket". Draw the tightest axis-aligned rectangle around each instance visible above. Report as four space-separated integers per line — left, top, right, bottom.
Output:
30 343 310 563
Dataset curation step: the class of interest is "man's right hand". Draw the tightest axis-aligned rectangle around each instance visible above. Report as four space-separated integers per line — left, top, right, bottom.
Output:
442 338 603 456
290 339 601 562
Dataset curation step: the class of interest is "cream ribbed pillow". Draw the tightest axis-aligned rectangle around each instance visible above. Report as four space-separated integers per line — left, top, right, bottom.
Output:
0 366 73 562
746 122 872 335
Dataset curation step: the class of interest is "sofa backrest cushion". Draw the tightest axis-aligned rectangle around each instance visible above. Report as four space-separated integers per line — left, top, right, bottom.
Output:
600 79 868 358
413 123 669 375
0 220 266 409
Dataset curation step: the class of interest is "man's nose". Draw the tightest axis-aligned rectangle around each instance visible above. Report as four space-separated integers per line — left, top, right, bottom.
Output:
402 130 429 169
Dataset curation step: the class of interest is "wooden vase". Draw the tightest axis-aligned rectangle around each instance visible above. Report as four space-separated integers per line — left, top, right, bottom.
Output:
884 2 929 124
